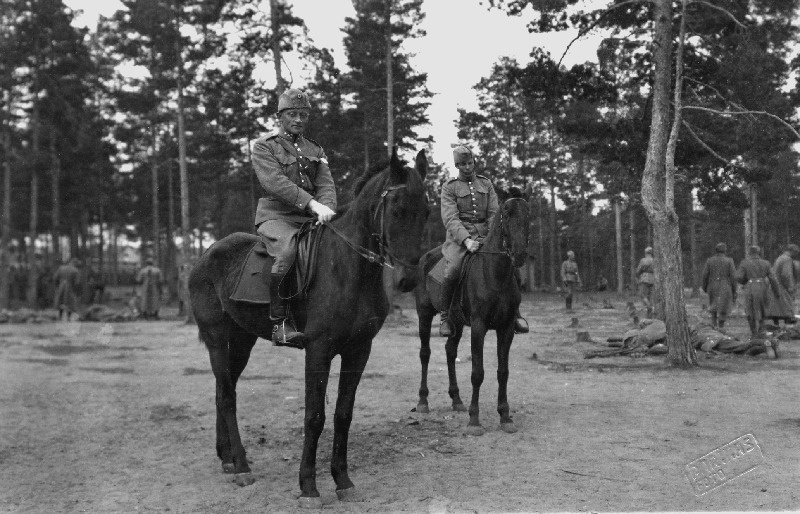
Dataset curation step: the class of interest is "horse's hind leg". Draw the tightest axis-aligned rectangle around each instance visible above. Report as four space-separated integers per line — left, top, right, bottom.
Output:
496 324 518 433
206 322 256 486
416 304 435 413
330 340 373 502
446 324 467 411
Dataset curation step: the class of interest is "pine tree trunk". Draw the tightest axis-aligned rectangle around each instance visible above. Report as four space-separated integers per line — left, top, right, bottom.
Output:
549 185 557 289
614 200 623 292
270 0 286 95
26 104 40 308
174 2 194 324
629 207 636 291
151 126 160 266
0 99 11 309
640 0 696 367
167 157 176 300
537 194 545 288
49 134 60 261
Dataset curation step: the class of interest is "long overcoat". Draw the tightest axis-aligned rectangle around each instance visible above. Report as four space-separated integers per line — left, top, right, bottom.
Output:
137 265 163 314
765 252 796 320
701 254 737 315
53 263 80 312
736 257 778 322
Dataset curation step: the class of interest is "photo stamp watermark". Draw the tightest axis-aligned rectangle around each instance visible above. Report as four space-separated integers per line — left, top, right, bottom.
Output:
685 433 765 496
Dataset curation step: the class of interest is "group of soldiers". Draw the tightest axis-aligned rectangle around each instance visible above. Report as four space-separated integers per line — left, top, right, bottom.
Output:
560 241 797 340
701 243 798 337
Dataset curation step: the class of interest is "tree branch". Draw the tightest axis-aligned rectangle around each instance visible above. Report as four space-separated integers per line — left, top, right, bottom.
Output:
687 0 747 29
665 0 688 209
681 120 731 165
681 106 800 140
556 0 653 69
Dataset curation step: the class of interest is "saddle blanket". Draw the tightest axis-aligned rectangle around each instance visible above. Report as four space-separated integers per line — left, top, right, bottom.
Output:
229 243 273 304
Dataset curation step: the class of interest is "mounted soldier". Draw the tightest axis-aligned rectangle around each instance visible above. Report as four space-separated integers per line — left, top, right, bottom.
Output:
252 88 337 348
439 145 527 337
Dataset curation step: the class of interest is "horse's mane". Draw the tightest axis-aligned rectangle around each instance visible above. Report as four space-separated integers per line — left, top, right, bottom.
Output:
352 159 392 197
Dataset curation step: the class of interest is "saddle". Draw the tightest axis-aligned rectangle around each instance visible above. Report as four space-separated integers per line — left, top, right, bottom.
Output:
425 255 474 327
229 222 324 304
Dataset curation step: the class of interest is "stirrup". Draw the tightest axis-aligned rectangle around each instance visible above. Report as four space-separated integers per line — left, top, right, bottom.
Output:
271 319 306 349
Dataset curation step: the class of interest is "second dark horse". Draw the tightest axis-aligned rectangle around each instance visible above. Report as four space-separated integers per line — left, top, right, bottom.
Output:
414 196 530 435
189 150 429 507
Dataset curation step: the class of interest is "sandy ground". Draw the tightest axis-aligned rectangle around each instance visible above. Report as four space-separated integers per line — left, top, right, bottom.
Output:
1 291 799 513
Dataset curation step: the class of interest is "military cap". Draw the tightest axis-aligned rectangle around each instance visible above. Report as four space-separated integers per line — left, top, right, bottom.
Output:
452 145 474 165
645 246 653 255
567 250 575 258
277 88 311 112
748 245 761 256
715 242 727 253
786 243 799 254
145 257 154 265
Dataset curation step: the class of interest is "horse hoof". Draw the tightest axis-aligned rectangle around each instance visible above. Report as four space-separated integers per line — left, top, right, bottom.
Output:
452 403 467 412
501 422 518 434
221 463 235 474
416 404 430 414
297 495 324 509
336 487 364 502
233 473 255 487
465 425 485 436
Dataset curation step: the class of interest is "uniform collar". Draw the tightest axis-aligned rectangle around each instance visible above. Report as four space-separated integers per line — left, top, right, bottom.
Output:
278 129 305 144
458 170 475 181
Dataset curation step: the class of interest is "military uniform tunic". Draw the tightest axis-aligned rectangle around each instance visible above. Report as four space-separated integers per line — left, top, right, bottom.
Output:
636 254 655 300
736 257 778 323
137 264 163 316
440 170 498 279
252 131 337 275
701 254 737 316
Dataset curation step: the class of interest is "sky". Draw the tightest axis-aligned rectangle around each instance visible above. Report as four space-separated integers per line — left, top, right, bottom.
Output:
65 0 602 175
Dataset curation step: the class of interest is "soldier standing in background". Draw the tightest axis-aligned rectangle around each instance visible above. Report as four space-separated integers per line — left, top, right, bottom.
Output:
701 242 737 329
560 250 581 311
53 258 81 321
137 258 164 320
765 243 800 328
736 245 780 338
635 246 655 318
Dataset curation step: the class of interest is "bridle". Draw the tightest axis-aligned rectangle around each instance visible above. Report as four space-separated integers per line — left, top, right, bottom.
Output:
326 182 416 269
475 198 528 262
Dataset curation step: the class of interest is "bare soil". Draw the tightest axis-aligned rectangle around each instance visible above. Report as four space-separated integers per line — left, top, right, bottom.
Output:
1 291 798 513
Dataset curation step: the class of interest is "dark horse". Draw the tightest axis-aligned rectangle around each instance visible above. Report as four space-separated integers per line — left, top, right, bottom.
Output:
189 149 429 507
413 196 530 435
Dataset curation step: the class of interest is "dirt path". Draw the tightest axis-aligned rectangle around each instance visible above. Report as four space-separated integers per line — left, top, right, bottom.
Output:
1 292 798 512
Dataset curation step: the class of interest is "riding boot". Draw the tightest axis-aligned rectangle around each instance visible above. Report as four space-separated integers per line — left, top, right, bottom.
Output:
514 307 529 334
269 274 306 349
710 312 718 329
718 315 726 329
439 277 458 337
645 306 653 319
565 296 572 311
748 317 758 338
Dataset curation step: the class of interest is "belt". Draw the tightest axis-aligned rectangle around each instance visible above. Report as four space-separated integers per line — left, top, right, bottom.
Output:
459 216 486 223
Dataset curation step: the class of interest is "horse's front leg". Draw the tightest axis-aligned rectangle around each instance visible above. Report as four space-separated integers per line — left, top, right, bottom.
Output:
330 339 373 502
298 345 332 507
445 324 467 411
496 323 518 433
466 319 487 436
416 306 435 413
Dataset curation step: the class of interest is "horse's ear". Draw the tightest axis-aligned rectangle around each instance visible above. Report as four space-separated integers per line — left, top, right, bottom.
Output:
390 145 405 182
414 149 428 180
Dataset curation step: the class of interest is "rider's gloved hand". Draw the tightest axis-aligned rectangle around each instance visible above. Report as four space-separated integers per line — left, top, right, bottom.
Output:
464 238 481 253
308 199 336 223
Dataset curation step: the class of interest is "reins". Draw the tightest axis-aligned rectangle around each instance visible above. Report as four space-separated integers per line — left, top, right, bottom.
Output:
325 182 413 269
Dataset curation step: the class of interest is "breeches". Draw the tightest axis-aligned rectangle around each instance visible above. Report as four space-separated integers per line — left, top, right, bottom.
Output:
564 281 577 300
257 219 302 276
443 245 468 281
